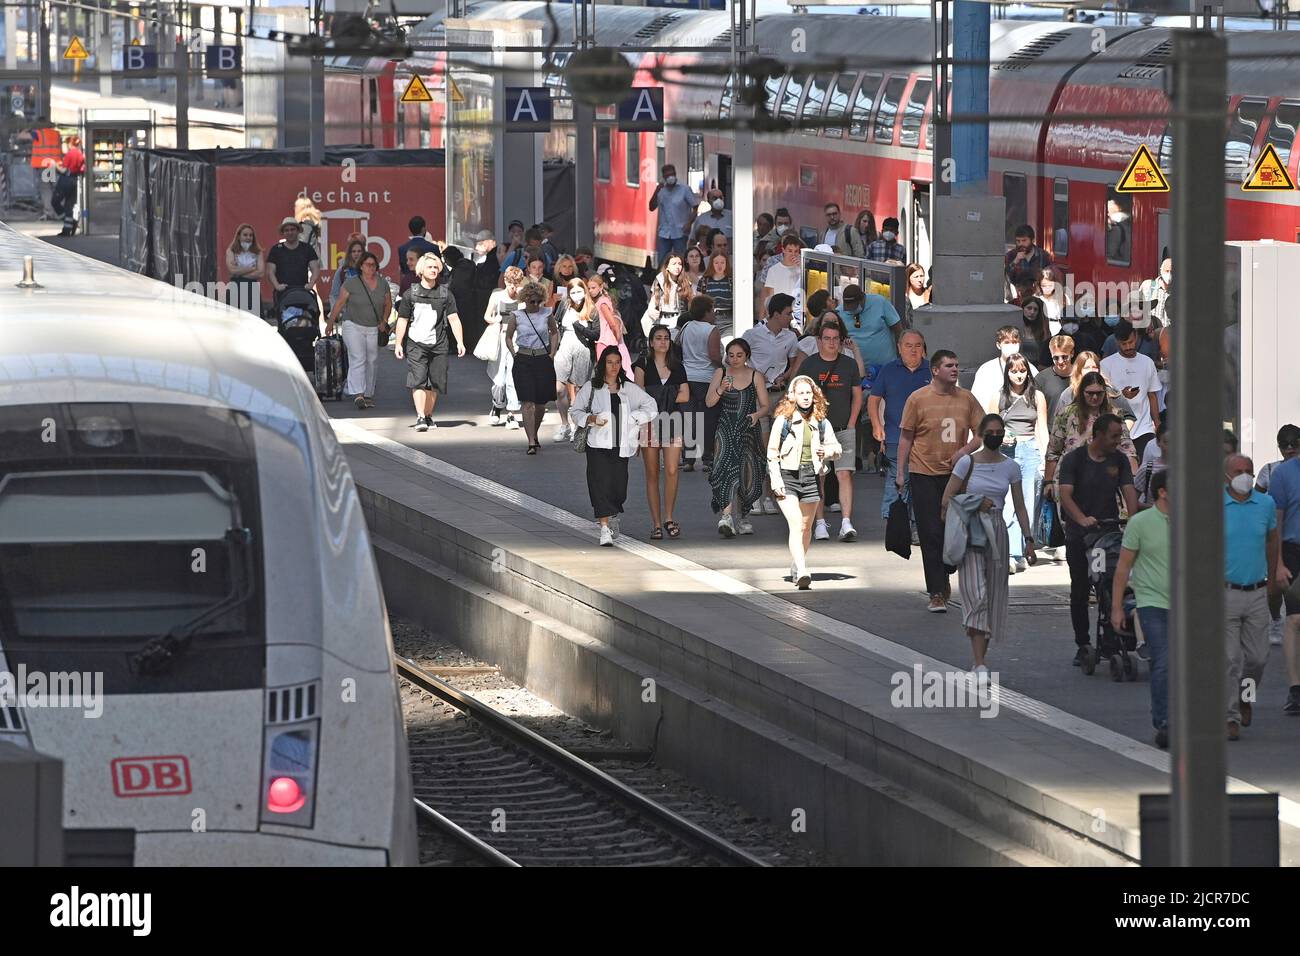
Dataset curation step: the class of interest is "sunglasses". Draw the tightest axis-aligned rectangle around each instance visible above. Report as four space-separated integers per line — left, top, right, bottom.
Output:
1083 390 1106 398
1051 354 1072 363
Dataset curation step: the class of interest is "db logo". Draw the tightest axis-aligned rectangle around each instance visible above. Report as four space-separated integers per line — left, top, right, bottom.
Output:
111 755 192 797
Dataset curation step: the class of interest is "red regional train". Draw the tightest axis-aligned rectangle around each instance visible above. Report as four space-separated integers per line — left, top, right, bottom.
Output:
296 3 1300 288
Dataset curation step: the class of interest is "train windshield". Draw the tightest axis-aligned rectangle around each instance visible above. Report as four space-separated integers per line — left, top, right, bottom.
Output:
0 403 265 693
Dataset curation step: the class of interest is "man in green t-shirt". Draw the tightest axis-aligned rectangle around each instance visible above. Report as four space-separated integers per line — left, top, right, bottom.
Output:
1112 470 1170 748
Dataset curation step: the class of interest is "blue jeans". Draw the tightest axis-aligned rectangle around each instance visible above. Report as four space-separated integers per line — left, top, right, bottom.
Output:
656 235 687 266
1002 441 1041 561
1136 607 1169 731
881 443 911 521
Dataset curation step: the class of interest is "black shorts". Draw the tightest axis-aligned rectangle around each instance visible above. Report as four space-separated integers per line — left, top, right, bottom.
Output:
405 340 449 392
780 464 821 504
1284 542 1300 616
512 352 557 404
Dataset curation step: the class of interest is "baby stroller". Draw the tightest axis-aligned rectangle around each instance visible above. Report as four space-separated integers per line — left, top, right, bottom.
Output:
276 287 320 375
1080 518 1141 681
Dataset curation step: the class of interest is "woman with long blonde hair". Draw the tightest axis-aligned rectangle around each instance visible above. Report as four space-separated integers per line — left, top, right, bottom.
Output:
587 273 631 372
293 196 322 252
553 276 597 442
768 375 842 589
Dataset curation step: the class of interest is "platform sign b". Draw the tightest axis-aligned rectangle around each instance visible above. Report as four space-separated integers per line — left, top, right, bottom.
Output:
205 45 241 79
124 45 159 79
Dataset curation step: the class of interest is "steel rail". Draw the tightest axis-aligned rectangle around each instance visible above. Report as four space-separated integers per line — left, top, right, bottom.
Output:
412 797 521 867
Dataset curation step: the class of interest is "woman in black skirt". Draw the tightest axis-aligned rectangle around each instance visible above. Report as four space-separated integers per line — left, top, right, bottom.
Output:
505 280 560 454
571 345 660 546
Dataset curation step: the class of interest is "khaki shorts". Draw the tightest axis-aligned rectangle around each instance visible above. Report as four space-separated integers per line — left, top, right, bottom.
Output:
834 428 856 472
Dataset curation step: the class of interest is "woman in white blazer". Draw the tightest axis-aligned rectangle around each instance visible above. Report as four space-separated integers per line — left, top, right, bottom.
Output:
571 344 660 546
767 375 842 589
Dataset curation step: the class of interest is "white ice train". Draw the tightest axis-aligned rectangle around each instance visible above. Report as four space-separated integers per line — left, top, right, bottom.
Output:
0 225 416 865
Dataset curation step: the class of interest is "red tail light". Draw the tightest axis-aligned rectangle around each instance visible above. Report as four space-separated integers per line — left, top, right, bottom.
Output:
267 776 306 814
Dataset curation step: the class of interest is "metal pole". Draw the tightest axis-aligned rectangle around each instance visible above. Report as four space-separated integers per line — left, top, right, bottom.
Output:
931 0 951 199
1169 28 1228 868
174 0 188 149
731 0 754 335
38 0 51 121
572 0 593 249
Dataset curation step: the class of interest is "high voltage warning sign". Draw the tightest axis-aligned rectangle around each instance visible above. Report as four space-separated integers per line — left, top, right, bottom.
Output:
1242 143 1296 191
400 74 433 104
62 36 89 60
1114 144 1169 193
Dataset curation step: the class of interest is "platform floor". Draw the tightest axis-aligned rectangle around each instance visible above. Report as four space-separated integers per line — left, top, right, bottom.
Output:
333 345 1300 863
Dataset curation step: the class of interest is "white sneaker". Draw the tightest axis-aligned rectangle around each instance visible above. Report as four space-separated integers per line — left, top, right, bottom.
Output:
738 519 754 535
552 426 570 443
1270 617 1285 647
813 519 830 541
599 525 614 547
505 415 521 430
838 519 857 542
489 409 506 426
610 515 621 539
1015 558 1028 574
761 497 779 515
796 571 811 590
829 503 841 513
717 514 736 538
1008 561 1021 576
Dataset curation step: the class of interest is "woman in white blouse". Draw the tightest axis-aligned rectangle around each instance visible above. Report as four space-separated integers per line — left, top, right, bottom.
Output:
1035 266 1073 335
571 345 660 547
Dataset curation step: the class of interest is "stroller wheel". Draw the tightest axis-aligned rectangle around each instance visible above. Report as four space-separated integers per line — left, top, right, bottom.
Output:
1082 645 1097 676
1123 652 1137 682
1109 654 1124 682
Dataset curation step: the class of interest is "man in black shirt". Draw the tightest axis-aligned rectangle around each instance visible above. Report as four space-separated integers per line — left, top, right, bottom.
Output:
394 252 465 432
798 321 863 542
266 217 320 302
1058 413 1141 664
397 216 439 277
1033 334 1075 418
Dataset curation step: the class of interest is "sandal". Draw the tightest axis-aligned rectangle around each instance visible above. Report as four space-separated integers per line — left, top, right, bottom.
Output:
526 444 539 455
650 526 664 540
664 520 681 538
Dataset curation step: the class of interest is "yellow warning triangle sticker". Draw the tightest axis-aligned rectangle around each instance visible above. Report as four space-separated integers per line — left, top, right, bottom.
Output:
1242 143 1296 191
62 36 89 60
1115 144 1169 194
448 75 465 105
400 74 433 104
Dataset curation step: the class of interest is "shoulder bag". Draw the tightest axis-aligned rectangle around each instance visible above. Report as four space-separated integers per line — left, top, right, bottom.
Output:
357 277 393 348
573 387 595 453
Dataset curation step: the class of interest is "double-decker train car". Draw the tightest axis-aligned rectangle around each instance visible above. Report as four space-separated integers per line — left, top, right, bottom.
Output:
0 226 416 865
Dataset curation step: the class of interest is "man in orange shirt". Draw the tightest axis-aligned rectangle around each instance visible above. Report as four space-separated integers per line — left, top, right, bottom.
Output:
896 350 986 612
52 135 85 236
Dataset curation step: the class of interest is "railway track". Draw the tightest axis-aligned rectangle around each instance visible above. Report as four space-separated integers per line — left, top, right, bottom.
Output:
397 657 770 867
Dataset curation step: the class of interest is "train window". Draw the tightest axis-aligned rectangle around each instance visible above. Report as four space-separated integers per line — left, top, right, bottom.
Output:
368 78 378 115
1225 97 1267 183
762 73 783 119
719 74 733 121
900 78 931 148
626 133 640 187
925 90 935 151
780 71 807 121
1265 102 1300 170
1105 188 1132 267
848 72 882 140
1002 172 1027 244
597 126 611 182
799 74 831 136
687 134 705 185
823 73 855 139
874 75 908 145
1157 126 1173 173
1052 178 1069 257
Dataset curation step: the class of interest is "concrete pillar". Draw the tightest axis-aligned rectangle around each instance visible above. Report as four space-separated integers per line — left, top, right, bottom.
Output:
951 1 989 196
0 741 63 866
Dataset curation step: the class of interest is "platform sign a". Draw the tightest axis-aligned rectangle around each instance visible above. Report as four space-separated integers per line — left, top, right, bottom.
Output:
1115 144 1169 193
504 87 551 132
1242 143 1296 191
617 87 664 132
62 36 89 60
205 45 241 79
400 74 434 104
123 45 158 78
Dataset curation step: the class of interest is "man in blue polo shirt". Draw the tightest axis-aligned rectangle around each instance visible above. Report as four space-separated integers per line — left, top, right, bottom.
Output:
837 283 902 370
1223 454 1282 740
867 329 930 523
1266 453 1300 715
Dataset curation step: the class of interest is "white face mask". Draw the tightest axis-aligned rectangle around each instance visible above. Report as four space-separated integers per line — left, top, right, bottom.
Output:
1230 473 1255 496
1161 271 1172 284
240 240 252 250
665 176 677 186
1109 211 1128 223
999 342 1020 358
882 231 896 242
1061 321 1080 334
775 224 788 235
570 288 585 304
711 199 724 211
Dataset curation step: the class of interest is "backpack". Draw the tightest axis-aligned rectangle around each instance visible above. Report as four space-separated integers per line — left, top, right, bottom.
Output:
780 415 828 445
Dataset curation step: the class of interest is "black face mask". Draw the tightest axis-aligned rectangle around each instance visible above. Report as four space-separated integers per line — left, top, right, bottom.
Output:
983 432 1004 450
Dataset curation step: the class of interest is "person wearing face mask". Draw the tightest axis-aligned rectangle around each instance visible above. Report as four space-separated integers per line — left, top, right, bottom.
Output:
758 208 795 259
942 414 1037 673
1003 224 1052 295
1140 258 1173 328
225 223 264 317
754 212 775 253
553 277 597 443
1101 301 1160 363
1219 454 1282 741
866 217 906 263
649 164 700 265
701 187 733 239
1105 199 1131 265
768 375 842 589
971 326 1038 411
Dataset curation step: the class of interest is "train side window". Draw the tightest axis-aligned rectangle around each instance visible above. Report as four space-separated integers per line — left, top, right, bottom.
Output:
1157 125 1173 173
824 72 855 139
626 133 640 187
1052 178 1069 258
1225 97 1267 183
780 71 806 122
874 75 908 145
799 74 830 136
848 72 882 140
597 126 611 182
762 73 783 119
900 78 931 148
1002 172 1027 244
687 133 705 188
1105 188 1132 267
719 74 733 121
924 89 935 151
1265 101 1300 170
368 78 379 115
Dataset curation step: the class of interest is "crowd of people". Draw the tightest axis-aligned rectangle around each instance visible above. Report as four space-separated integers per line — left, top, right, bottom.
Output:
233 185 1297 753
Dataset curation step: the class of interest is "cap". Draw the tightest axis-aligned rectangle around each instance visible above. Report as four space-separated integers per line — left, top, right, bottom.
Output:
813 243 834 254
474 229 494 242
841 284 864 304
279 217 300 231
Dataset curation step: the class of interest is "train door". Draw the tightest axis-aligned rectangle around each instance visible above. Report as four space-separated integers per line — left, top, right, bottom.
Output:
896 180 931 268
1157 209 1170 267
686 133 706 196
716 153 732 206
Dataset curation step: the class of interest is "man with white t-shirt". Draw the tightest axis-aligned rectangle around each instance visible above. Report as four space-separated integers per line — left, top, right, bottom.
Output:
1100 319 1161 459
970 326 1038 411
761 233 806 330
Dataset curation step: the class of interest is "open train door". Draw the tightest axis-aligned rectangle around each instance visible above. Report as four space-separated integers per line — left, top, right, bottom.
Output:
897 179 932 268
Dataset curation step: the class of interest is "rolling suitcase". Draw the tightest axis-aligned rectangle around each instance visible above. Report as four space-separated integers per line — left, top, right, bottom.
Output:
313 333 346 401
